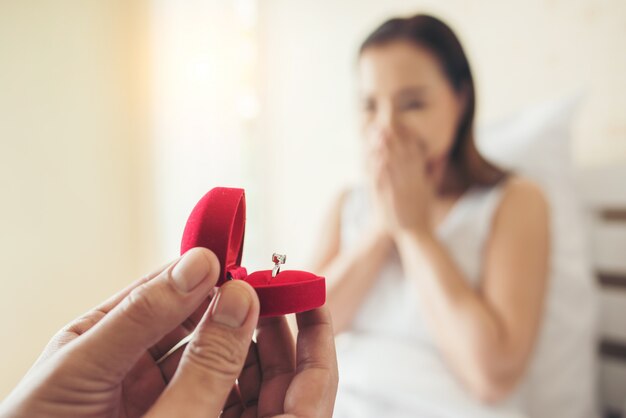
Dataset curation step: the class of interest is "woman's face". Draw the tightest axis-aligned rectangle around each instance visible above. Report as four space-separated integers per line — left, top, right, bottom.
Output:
358 40 466 182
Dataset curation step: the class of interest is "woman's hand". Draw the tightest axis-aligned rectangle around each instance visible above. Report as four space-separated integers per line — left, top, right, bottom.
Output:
368 128 435 239
0 248 338 418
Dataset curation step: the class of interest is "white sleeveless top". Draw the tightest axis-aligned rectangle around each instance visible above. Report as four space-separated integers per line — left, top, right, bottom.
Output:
333 183 529 418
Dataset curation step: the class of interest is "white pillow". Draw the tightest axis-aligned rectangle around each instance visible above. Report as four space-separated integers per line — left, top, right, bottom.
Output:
477 96 599 418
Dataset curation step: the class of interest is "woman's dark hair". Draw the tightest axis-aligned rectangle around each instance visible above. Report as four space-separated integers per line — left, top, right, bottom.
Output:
360 14 505 189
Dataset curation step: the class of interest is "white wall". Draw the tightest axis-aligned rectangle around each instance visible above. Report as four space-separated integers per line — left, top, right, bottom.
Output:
0 0 153 397
149 0 269 269
257 0 626 269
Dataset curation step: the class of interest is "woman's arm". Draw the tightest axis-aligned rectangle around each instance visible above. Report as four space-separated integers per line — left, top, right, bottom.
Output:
310 191 393 334
395 178 550 403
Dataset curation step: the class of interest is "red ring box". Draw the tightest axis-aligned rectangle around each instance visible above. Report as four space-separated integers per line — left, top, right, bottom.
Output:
180 187 326 317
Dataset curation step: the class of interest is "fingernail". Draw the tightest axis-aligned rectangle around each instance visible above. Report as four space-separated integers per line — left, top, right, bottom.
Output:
171 249 210 292
210 283 251 328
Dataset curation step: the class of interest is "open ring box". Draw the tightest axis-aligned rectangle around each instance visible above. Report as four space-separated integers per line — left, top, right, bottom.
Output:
180 187 326 317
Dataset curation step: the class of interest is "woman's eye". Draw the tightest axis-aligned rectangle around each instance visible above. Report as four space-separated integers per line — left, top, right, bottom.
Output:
400 100 425 110
362 100 376 112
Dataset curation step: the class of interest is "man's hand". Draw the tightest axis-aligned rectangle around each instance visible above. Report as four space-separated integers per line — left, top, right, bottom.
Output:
0 248 338 418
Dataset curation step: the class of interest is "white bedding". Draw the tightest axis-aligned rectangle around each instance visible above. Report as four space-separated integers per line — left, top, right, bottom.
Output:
334 333 526 418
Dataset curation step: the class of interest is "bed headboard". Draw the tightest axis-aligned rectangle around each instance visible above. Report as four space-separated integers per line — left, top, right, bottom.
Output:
577 165 626 417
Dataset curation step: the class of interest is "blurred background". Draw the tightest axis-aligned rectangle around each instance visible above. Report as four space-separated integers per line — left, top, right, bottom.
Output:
0 0 625 404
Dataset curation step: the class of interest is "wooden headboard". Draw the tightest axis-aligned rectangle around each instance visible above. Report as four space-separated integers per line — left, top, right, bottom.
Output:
577 165 626 417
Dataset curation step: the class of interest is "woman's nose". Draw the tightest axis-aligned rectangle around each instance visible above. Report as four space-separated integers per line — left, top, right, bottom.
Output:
375 108 402 139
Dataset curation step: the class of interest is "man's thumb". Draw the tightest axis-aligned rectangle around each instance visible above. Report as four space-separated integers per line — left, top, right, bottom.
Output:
147 280 260 418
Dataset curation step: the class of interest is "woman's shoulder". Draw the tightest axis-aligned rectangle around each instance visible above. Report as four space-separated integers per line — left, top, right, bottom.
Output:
500 175 548 206
494 175 550 227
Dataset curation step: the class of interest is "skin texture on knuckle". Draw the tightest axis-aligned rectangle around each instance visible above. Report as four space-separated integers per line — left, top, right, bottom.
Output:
34 310 108 365
61 310 106 336
183 327 248 382
121 284 170 332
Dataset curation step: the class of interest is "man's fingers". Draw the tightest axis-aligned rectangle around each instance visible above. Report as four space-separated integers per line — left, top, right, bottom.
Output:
256 316 296 417
37 260 177 364
237 342 261 411
157 341 187 383
221 384 244 418
148 295 213 362
294 307 337 370
70 247 220 382
283 307 338 418
94 259 177 314
146 280 259 418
